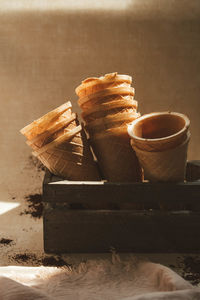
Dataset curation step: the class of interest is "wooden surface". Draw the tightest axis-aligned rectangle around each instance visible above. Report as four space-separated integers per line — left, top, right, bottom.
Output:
43 162 200 253
186 160 200 181
43 209 200 253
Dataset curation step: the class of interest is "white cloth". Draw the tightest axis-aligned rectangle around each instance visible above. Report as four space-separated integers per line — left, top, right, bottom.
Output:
0 255 199 300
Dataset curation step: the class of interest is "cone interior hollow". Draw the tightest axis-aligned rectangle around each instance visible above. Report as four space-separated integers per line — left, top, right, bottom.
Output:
134 113 188 139
128 112 190 152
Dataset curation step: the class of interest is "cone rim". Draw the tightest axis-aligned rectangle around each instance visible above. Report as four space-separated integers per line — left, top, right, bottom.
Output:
86 111 140 129
81 99 138 119
20 101 72 138
26 113 77 146
128 111 190 143
75 73 132 96
131 130 191 154
32 125 82 157
78 86 135 107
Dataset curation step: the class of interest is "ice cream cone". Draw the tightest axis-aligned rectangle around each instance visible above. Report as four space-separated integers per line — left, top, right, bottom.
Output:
86 110 140 136
92 125 131 140
20 101 72 140
128 112 190 152
32 125 100 180
76 72 142 182
75 72 132 99
90 132 142 182
20 100 101 180
82 97 138 123
131 131 191 182
26 113 77 150
78 86 135 110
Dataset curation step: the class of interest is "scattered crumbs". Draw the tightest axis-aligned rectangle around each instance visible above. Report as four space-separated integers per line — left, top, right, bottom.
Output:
42 256 71 267
177 256 200 285
0 238 13 245
11 253 71 268
28 155 45 172
169 264 175 269
20 193 43 219
13 253 37 263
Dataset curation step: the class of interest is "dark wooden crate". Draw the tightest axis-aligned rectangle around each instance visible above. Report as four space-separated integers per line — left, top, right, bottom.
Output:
43 164 200 253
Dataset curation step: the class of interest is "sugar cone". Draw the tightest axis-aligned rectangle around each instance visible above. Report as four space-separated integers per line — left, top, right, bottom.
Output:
75 72 132 98
90 133 142 182
27 113 76 150
76 72 142 182
128 112 190 152
26 112 87 155
86 110 140 135
78 86 135 110
92 125 131 140
131 132 190 182
82 97 138 123
33 125 100 180
20 101 72 140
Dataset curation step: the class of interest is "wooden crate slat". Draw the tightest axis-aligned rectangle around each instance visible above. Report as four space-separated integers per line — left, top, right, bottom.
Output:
43 175 200 210
43 209 200 253
43 164 200 253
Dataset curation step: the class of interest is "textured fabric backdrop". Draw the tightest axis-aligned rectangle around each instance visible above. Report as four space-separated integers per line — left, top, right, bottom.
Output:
0 0 200 206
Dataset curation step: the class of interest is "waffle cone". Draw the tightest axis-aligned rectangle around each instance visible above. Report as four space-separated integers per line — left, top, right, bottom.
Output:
33 126 100 180
78 86 135 110
20 101 72 140
131 131 190 182
27 113 77 150
86 110 140 135
90 133 142 182
128 112 190 152
82 97 138 123
75 72 132 98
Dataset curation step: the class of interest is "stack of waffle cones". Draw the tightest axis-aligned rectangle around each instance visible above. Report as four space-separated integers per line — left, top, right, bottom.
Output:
76 72 143 182
128 112 190 182
20 101 100 180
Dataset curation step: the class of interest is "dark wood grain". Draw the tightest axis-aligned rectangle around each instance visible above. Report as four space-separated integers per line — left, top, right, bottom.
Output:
43 208 200 253
186 160 200 181
43 162 200 253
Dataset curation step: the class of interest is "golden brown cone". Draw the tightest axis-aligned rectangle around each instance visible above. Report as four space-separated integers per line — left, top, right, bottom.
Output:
131 132 190 182
92 125 132 141
32 125 100 180
21 100 100 180
75 72 132 98
127 111 190 152
78 86 135 109
36 149 100 180
20 101 72 140
82 98 138 123
27 113 76 150
81 96 137 113
90 133 142 182
76 72 143 182
86 111 140 135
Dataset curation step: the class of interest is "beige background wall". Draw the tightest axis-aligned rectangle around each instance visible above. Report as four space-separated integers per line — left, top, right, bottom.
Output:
0 0 200 201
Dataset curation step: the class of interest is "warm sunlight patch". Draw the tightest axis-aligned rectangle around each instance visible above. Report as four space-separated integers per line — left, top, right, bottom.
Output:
0 0 133 12
0 201 20 215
